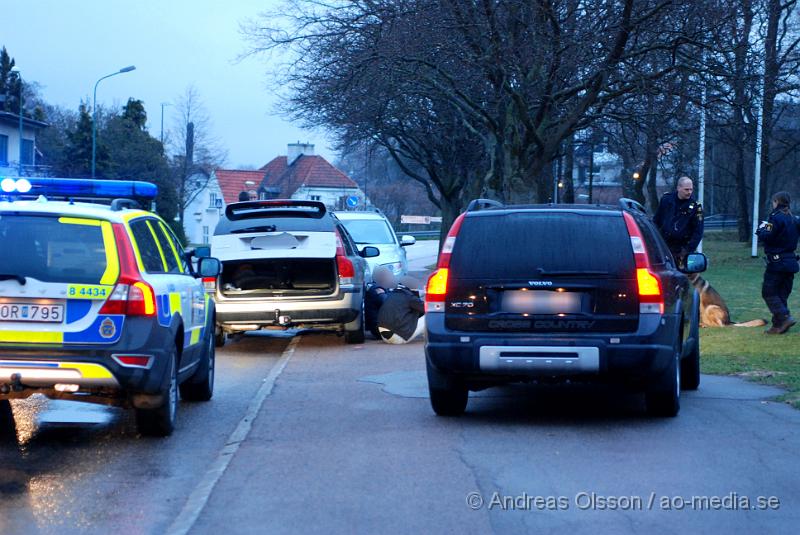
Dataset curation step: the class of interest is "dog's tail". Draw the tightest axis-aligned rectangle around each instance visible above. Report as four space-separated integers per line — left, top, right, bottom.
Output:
731 319 767 327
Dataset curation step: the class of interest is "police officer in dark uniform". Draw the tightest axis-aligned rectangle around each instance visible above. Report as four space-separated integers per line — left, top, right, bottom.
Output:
653 176 704 267
756 191 799 334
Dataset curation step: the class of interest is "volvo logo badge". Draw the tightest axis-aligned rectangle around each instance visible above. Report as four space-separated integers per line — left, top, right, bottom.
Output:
528 280 553 287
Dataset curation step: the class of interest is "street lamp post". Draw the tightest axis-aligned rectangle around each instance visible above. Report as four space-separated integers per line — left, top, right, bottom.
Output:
91 65 136 178
160 102 171 146
11 68 23 175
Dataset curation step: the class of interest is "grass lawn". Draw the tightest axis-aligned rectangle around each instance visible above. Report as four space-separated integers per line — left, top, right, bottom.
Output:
699 232 800 408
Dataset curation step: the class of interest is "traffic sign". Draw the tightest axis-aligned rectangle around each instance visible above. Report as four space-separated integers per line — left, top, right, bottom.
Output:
346 195 359 208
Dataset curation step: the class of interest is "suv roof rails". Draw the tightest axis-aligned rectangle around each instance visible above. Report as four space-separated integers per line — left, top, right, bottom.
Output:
225 199 327 220
466 198 503 212
618 197 647 215
110 198 140 211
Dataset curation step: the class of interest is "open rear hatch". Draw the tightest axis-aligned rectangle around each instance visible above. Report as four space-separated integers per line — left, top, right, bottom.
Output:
211 201 339 298
444 211 639 333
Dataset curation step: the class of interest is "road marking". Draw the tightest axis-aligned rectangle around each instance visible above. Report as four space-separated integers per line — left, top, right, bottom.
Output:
166 335 300 535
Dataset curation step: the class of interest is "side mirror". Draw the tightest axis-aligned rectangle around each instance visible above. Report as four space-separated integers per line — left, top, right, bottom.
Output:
197 257 222 278
400 235 416 246
682 252 708 273
360 246 380 258
194 246 211 258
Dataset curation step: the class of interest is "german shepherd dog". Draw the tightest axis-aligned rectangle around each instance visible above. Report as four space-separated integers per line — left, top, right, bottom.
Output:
687 273 767 327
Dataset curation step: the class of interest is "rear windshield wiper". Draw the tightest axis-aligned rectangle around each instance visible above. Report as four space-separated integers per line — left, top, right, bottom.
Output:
231 225 277 234
0 274 27 285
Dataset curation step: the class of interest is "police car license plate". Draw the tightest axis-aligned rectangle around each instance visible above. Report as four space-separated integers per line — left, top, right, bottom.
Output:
0 302 65 323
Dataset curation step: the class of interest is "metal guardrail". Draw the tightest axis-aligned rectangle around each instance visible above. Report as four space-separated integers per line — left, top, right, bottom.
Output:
704 216 739 230
404 230 440 239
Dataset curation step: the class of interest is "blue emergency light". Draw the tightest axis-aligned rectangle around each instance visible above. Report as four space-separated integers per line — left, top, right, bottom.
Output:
0 177 158 200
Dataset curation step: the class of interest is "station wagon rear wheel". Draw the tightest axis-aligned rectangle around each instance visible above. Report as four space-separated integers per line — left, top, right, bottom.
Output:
646 349 680 417
426 359 468 416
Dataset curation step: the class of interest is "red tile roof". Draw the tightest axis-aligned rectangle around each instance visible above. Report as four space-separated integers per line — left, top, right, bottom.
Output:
214 169 267 204
261 155 359 197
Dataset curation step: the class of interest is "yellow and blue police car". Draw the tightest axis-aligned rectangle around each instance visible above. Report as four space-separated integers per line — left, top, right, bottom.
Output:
0 177 221 436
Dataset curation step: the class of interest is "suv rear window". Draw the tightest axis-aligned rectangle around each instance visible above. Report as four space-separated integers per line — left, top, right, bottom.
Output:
215 216 334 235
0 214 110 284
450 211 635 279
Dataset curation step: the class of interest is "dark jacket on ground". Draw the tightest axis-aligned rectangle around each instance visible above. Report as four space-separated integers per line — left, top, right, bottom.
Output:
364 283 389 338
376 286 424 341
653 191 704 254
756 207 799 273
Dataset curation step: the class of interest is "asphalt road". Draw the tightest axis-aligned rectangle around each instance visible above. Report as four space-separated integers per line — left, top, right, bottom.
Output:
1 331 798 534
2 239 799 533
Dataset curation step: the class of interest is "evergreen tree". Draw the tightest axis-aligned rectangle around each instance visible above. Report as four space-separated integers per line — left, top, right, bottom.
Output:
0 46 22 114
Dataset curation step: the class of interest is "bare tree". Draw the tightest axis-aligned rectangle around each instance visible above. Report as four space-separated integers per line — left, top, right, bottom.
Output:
169 85 227 226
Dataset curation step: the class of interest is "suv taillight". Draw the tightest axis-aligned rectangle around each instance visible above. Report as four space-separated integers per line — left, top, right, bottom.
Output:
99 224 156 317
335 230 355 287
623 212 663 314
425 213 465 312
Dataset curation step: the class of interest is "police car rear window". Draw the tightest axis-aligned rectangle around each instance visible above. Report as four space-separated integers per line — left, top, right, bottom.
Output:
450 211 635 279
0 214 110 284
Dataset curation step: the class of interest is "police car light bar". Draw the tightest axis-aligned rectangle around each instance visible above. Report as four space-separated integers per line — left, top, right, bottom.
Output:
0 177 158 200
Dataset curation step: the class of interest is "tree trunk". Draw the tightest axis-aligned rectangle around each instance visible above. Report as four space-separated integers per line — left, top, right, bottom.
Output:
588 145 595 203
758 0 780 221
563 135 575 203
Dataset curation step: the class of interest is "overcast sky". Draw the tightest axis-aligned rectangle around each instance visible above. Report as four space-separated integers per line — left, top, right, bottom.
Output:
3 0 334 168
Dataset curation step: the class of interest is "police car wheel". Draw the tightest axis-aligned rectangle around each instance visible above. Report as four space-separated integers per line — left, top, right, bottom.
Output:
180 333 215 402
344 289 366 344
645 348 681 417
0 400 15 437
136 350 178 437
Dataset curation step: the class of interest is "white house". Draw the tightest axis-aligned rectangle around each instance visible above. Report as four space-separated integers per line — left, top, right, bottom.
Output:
182 172 224 245
182 143 368 243
0 111 48 176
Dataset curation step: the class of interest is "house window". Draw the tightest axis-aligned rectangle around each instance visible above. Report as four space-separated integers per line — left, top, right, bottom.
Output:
310 195 321 201
209 192 218 208
21 139 33 166
0 135 8 165
202 226 209 244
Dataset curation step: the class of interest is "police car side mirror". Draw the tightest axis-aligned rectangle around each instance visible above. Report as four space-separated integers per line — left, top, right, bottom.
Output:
197 257 221 278
682 253 708 274
360 246 380 258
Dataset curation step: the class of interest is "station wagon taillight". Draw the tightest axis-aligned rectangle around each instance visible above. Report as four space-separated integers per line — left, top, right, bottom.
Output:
623 212 664 314
425 213 465 312
99 224 157 317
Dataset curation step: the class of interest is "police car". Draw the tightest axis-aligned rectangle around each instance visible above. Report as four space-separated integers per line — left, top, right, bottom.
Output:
0 177 221 436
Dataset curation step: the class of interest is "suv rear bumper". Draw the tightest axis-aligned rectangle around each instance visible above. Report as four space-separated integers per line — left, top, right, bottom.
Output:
425 312 678 385
215 289 361 331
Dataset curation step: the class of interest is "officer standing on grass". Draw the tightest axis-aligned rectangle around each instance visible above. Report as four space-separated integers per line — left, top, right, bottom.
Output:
756 191 799 334
653 176 704 267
